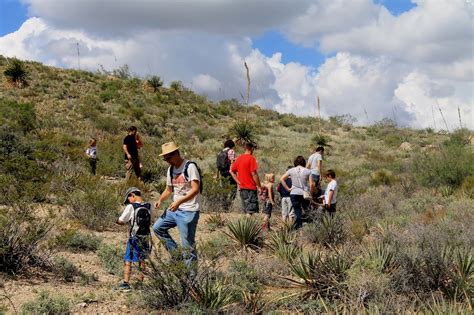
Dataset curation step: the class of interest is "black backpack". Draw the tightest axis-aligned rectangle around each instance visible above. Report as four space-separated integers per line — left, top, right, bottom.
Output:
168 161 203 194
130 203 151 237
216 148 231 176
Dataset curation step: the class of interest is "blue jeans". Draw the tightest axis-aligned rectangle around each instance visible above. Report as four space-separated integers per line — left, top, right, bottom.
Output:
290 194 305 229
152 209 200 267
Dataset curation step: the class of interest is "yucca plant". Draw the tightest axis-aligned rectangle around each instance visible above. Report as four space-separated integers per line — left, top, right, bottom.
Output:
225 217 262 250
442 247 474 301
266 228 301 263
311 133 331 148
424 295 473 314
366 241 399 274
241 290 267 313
147 75 163 92
307 214 347 247
4 58 28 87
190 276 234 311
230 121 257 146
205 213 226 231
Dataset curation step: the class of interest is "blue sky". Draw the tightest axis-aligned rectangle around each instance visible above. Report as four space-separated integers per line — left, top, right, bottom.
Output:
1 0 416 68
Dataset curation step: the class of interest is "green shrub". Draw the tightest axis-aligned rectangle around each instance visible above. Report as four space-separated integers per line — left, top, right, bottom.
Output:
0 98 36 134
205 213 226 231
0 204 52 274
97 244 123 276
229 259 264 295
21 291 70 315
445 128 471 146
67 180 120 230
54 257 80 282
52 229 102 252
142 255 194 309
414 144 474 189
170 80 183 91
147 75 163 92
4 58 28 87
199 235 231 261
201 175 235 212
225 217 263 250
266 228 302 263
370 169 398 186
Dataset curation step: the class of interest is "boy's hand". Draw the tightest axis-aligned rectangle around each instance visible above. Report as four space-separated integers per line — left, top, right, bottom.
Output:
154 200 161 208
168 200 180 212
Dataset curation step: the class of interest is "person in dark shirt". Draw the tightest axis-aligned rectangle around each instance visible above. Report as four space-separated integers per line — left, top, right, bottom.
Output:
277 166 293 221
123 126 141 180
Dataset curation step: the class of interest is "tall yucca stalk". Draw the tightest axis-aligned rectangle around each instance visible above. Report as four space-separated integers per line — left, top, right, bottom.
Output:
225 217 262 250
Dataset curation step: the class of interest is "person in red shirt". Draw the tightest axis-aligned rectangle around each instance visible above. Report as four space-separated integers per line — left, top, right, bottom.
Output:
230 142 261 215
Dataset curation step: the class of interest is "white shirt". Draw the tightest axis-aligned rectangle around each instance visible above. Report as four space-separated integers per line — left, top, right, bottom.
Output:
86 146 97 159
324 180 337 204
308 152 322 176
285 166 311 196
167 160 201 211
118 202 153 224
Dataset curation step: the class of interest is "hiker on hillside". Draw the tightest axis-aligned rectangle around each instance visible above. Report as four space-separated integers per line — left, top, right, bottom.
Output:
230 141 261 216
153 142 202 269
277 166 293 221
116 187 152 292
216 139 237 209
322 170 338 216
85 137 97 175
260 173 275 231
123 126 141 180
307 146 324 194
280 156 311 229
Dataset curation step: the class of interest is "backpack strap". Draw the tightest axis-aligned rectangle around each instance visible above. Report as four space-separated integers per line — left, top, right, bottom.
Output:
184 161 202 193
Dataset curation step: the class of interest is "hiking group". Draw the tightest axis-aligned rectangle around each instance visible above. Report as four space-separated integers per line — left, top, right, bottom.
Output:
87 127 337 292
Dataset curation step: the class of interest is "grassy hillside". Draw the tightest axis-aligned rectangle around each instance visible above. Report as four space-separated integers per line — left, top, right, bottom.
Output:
0 56 473 313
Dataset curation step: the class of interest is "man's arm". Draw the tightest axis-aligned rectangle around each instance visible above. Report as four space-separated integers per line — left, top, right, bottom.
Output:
325 190 334 208
230 169 240 186
280 174 291 191
251 171 261 192
123 144 131 160
168 180 199 211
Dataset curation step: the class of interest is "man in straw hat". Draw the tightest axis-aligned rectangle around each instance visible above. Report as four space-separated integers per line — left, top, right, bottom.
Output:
152 142 201 268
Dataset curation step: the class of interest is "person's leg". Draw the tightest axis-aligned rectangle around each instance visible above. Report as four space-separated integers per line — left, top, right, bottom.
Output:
132 158 141 179
138 261 146 281
152 210 178 252
125 160 133 180
175 210 200 267
262 201 272 230
281 197 289 220
228 176 237 201
290 195 303 229
89 159 97 175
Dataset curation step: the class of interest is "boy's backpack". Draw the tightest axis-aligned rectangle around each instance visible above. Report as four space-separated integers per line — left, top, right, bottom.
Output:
168 161 203 194
130 203 151 237
216 148 231 176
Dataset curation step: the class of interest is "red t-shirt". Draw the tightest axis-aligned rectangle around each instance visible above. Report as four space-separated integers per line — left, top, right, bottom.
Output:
231 153 258 190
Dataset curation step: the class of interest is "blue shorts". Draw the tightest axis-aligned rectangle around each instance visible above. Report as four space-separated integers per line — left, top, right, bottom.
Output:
311 174 320 182
124 237 150 263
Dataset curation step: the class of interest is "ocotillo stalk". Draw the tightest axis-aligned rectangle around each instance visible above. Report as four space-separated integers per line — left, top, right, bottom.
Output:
244 61 250 106
317 96 321 133
436 100 449 132
458 106 462 128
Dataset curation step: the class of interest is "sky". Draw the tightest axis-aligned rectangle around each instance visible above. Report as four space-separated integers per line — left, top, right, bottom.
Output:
0 0 472 130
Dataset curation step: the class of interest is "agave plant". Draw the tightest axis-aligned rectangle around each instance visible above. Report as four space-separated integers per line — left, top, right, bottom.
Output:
146 75 163 92
442 247 474 301
225 217 262 250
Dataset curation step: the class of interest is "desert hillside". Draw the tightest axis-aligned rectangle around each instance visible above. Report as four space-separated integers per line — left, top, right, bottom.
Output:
0 56 473 314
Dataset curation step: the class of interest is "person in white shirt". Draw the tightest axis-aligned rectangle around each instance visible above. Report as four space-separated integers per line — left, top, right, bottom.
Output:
323 169 337 215
306 146 324 194
153 142 201 269
280 156 311 229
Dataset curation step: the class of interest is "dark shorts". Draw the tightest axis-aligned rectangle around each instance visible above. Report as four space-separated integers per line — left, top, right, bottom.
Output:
324 203 336 215
263 200 273 216
240 189 259 214
124 236 150 263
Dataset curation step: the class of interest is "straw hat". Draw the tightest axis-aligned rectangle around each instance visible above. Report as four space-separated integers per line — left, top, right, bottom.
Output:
159 141 179 156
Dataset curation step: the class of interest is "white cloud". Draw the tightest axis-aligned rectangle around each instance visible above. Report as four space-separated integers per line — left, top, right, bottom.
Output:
1 1 472 129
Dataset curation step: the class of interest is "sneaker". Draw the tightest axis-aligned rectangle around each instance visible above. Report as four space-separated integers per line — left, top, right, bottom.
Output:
118 281 131 292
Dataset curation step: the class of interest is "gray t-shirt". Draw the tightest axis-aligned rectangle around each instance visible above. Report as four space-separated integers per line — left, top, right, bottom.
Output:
285 166 310 196
308 152 323 176
166 160 200 211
